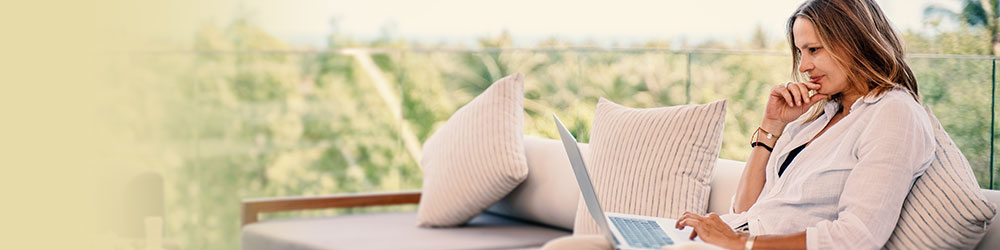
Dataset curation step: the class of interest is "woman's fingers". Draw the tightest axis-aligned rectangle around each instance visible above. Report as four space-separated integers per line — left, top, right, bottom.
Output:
677 212 742 243
678 218 702 240
785 83 802 106
809 93 829 104
707 213 721 220
675 212 697 229
777 86 795 107
785 83 800 106
794 83 810 105
781 82 826 106
706 213 732 232
805 82 821 90
676 213 708 240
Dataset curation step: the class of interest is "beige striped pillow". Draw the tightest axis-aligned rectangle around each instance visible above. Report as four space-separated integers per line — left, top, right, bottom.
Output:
417 73 528 227
573 98 727 235
883 106 998 249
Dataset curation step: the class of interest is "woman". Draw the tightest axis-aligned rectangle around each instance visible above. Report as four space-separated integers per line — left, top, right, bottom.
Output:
673 0 935 248
544 0 934 249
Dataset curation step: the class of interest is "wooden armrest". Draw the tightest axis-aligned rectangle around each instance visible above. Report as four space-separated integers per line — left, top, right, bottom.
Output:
241 190 421 226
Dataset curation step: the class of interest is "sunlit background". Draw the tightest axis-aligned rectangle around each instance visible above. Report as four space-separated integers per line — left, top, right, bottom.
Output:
84 0 1000 249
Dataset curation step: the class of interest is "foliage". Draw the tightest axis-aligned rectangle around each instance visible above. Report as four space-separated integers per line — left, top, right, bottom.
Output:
111 17 999 250
924 0 1000 55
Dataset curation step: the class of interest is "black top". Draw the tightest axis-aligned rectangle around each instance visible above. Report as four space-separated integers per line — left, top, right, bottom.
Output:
779 144 807 177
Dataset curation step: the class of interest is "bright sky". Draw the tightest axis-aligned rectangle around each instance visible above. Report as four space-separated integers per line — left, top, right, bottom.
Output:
190 0 960 48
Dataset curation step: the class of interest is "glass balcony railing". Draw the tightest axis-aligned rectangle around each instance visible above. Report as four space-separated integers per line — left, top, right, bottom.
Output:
109 48 999 250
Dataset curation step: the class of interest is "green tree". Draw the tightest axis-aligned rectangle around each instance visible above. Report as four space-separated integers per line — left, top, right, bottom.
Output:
924 0 1000 55
751 23 769 50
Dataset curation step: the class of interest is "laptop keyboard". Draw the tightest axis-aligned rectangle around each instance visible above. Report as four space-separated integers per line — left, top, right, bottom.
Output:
609 216 674 249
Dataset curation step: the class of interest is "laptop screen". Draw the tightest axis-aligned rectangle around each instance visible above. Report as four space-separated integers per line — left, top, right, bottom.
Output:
553 114 617 246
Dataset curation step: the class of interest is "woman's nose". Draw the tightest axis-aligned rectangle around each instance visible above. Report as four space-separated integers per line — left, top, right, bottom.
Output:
798 58 813 73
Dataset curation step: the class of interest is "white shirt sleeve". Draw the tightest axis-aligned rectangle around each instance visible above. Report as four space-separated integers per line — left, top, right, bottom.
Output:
805 101 935 250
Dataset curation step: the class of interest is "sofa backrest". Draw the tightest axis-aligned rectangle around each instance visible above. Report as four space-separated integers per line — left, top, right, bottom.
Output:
487 136 587 231
707 159 745 214
977 190 1000 250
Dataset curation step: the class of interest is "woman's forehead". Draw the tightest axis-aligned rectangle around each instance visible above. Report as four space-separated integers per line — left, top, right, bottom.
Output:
792 18 820 48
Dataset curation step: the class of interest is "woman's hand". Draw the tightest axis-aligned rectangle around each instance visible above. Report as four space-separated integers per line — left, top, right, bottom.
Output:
675 212 745 250
762 82 828 129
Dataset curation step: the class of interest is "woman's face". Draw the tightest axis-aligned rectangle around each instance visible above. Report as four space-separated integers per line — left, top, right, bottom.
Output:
793 18 855 97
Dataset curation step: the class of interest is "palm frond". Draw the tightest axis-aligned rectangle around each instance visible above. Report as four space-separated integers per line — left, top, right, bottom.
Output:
924 4 959 21
960 0 989 26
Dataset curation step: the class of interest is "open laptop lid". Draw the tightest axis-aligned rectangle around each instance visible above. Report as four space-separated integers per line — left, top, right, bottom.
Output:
553 114 617 247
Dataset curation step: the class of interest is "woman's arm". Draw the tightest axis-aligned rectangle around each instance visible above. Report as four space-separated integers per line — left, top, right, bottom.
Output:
675 212 807 250
732 82 825 213
753 233 807 250
732 121 784 213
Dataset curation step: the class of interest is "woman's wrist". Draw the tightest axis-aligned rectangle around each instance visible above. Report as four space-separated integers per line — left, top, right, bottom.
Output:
760 119 787 136
743 234 756 250
751 120 784 150
731 233 751 250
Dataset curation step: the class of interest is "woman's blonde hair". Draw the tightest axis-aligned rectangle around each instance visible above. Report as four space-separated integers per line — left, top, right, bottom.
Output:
787 0 919 122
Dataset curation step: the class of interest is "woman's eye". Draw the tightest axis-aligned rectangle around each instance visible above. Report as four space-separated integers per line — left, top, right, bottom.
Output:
809 47 819 53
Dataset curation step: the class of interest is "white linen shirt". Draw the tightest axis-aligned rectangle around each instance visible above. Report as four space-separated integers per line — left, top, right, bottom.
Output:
723 89 935 249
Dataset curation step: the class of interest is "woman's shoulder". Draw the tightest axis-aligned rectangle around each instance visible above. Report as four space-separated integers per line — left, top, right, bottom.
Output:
865 88 923 111
863 88 933 130
855 89 937 168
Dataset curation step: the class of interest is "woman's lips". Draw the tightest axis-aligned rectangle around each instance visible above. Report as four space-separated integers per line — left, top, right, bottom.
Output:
810 76 823 83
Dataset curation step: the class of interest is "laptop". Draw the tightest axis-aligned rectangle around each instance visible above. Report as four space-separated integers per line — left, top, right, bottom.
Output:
553 114 700 250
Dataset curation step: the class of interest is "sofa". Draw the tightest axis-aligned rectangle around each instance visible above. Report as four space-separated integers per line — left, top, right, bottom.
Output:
241 136 1000 250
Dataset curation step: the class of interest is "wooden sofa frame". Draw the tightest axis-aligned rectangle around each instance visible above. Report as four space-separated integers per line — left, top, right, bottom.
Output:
241 191 422 226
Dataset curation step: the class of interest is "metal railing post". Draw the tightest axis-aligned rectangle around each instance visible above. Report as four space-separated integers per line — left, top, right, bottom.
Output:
686 52 692 104
991 59 996 189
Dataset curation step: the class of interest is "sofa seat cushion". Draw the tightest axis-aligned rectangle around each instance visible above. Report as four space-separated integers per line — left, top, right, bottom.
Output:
242 211 570 250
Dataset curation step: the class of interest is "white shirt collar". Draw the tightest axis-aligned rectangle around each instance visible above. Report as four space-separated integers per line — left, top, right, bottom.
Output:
823 89 896 115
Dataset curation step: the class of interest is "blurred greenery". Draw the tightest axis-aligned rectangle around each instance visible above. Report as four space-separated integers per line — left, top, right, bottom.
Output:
923 0 1000 55
106 16 1000 250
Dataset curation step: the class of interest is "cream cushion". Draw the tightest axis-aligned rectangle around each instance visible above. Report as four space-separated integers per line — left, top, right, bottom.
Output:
417 73 528 227
573 98 727 235
883 106 998 249
243 211 570 250
488 136 589 230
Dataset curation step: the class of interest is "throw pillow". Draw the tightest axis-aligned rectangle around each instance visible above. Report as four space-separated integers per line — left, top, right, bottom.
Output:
573 98 727 235
883 106 998 249
417 73 528 227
